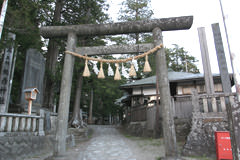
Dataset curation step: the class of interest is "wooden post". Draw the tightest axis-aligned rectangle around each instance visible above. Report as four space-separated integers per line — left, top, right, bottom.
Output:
212 23 231 93
55 32 77 156
212 23 239 160
28 100 32 115
0 33 15 113
153 27 178 159
198 27 214 94
198 27 215 95
198 27 217 112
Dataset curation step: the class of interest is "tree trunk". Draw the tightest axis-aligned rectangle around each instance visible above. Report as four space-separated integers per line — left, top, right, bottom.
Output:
43 0 63 110
69 75 83 128
88 89 93 124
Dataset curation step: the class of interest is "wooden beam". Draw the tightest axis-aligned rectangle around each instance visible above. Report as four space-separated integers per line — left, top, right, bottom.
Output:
75 43 154 56
40 16 193 38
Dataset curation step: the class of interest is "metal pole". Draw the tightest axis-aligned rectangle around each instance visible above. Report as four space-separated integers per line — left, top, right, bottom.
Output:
0 0 8 40
219 0 240 101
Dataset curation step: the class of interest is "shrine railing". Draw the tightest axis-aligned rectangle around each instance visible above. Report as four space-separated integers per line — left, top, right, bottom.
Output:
0 109 45 136
192 92 236 113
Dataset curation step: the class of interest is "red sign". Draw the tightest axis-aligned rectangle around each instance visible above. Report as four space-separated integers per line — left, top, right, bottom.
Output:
215 131 233 160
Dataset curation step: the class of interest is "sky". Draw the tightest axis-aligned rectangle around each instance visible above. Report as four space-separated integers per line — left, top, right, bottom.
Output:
107 0 240 74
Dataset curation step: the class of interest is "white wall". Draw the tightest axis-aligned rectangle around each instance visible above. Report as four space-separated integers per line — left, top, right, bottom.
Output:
132 87 156 95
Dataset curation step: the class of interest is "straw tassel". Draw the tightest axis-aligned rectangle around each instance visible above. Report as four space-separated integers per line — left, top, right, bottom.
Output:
83 59 90 77
114 63 121 80
98 62 105 79
129 62 136 77
143 55 151 73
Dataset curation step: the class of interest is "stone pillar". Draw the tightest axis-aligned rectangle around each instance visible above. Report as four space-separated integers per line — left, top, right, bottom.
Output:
153 27 178 159
38 109 45 136
25 117 31 131
19 117 26 131
55 32 77 155
32 118 36 132
0 116 6 131
12 117 19 132
6 117 12 132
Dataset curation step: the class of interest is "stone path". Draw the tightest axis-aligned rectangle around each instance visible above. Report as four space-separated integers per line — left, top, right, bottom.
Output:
80 125 137 160
40 125 213 160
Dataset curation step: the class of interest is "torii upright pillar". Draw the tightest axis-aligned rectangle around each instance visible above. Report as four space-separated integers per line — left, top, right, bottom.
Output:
55 32 77 155
153 27 178 158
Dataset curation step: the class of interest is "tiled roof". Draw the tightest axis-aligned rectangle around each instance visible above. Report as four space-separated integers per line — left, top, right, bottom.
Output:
120 71 221 88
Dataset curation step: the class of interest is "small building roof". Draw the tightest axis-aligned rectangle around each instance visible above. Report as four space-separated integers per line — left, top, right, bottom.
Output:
120 71 223 88
23 87 40 93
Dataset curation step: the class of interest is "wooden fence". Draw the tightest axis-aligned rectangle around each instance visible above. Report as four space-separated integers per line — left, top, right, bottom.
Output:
0 109 45 136
131 106 146 122
130 95 193 123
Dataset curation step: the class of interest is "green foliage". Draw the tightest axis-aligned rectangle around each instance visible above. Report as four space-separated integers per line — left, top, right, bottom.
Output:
0 0 44 104
165 44 199 73
118 0 153 22
62 0 109 25
0 0 43 52
118 0 153 44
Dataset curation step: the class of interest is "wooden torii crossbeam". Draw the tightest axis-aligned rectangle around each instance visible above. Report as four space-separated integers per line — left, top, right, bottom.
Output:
40 16 193 159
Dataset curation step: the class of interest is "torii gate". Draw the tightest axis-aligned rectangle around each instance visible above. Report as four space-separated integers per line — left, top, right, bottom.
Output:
40 16 193 159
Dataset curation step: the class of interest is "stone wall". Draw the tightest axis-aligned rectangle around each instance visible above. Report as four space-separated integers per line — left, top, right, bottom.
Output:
0 135 54 160
174 118 191 141
182 112 228 157
125 118 190 139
